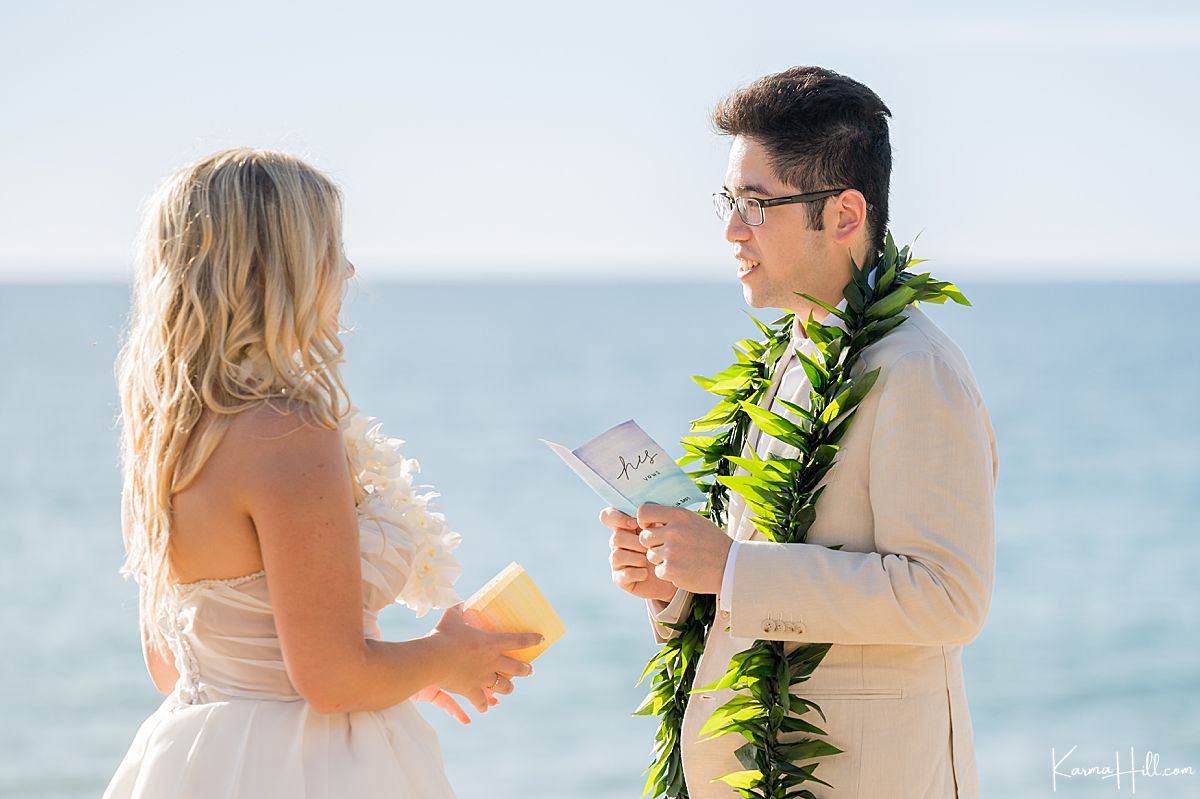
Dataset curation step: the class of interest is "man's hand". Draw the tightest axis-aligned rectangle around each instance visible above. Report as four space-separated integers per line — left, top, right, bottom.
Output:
600 507 678 603
637 504 733 596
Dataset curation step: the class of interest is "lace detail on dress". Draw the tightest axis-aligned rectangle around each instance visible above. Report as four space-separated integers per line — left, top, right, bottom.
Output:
175 570 267 592
163 598 203 705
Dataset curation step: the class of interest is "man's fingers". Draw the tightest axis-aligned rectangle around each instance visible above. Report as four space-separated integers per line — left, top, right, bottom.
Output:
610 528 647 554
610 547 649 570
613 566 648 588
644 546 664 566
636 502 676 529
639 526 666 548
599 507 640 532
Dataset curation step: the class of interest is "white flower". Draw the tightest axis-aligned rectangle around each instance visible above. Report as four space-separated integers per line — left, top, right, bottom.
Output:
341 408 462 615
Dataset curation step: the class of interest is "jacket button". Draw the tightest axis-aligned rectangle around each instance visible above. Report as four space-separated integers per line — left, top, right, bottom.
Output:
762 620 775 633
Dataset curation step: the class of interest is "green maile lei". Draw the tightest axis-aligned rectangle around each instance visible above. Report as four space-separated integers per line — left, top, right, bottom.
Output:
634 232 971 799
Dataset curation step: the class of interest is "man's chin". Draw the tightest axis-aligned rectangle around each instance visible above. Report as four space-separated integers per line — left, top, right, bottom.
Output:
740 283 772 309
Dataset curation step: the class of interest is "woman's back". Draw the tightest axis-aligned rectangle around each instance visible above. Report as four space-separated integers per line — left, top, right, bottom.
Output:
167 404 287 585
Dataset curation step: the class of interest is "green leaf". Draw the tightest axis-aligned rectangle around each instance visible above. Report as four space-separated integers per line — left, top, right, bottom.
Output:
632 689 667 716
707 374 758 394
773 760 835 790
715 475 779 506
725 455 792 484
864 285 917 321
794 292 850 323
778 715 828 737
690 402 739 431
739 401 808 440
743 310 774 338
819 369 880 426
641 750 670 796
773 397 814 423
796 352 828 389
941 282 971 306
735 337 767 358
635 648 669 685
734 741 761 772
842 279 866 315
698 694 766 739
714 769 764 791
859 314 908 344
775 739 845 763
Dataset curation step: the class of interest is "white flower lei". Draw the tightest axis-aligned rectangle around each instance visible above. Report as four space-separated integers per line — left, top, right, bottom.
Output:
341 409 462 617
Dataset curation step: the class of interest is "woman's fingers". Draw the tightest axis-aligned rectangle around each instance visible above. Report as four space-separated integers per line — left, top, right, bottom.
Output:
465 688 489 713
489 674 515 695
496 655 532 677
430 690 471 724
492 630 544 651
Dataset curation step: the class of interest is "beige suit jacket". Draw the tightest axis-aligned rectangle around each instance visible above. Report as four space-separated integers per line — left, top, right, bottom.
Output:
647 303 998 798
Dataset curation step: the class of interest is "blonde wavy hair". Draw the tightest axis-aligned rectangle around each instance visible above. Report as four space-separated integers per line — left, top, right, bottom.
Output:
116 148 353 643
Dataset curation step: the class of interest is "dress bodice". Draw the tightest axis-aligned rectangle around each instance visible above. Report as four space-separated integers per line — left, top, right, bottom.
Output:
160 411 463 705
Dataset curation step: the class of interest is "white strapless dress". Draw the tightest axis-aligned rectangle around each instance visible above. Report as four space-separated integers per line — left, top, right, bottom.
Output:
103 412 464 798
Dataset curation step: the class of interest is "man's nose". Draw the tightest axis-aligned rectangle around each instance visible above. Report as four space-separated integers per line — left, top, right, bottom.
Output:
724 211 751 244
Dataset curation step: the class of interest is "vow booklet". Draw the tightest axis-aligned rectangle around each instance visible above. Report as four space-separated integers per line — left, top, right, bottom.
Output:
464 562 565 663
541 419 706 517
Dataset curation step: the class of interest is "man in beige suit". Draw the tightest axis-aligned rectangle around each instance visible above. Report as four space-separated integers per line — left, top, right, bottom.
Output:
601 67 998 798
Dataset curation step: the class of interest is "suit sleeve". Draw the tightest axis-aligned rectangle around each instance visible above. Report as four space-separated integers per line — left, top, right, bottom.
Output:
646 589 693 643
728 350 998 646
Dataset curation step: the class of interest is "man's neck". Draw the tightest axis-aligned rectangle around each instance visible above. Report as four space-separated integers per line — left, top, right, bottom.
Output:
789 300 834 340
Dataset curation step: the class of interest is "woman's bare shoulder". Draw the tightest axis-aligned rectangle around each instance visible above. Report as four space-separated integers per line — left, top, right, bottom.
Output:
220 400 347 486
225 399 340 445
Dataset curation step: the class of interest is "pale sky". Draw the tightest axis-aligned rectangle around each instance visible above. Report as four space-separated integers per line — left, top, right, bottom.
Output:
1 0 1197 282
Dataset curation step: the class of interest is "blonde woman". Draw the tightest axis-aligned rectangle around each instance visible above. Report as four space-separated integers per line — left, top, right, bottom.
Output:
103 149 540 798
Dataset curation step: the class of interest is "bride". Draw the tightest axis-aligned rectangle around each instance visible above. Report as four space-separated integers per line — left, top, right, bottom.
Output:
103 148 542 798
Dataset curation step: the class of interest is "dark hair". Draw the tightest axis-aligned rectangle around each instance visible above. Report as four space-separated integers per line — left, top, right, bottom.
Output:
713 66 893 260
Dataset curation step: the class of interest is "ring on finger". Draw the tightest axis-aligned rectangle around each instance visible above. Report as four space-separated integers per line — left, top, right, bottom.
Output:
490 674 501 691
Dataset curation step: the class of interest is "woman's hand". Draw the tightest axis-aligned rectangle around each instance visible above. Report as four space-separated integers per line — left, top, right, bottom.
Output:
412 685 498 724
427 604 542 715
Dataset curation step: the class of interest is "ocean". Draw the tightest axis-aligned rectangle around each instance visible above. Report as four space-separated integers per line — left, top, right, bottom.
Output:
1 280 1197 798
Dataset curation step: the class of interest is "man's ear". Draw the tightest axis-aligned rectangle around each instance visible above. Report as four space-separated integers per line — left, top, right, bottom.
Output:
830 189 869 247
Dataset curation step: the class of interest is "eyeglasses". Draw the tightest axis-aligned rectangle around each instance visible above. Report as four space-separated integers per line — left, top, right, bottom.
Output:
712 187 856 227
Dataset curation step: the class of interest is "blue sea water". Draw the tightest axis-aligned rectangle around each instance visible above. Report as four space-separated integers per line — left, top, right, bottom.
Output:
1 280 1198 798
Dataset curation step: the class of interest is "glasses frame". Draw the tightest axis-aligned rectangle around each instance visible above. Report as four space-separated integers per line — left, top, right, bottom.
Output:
713 187 868 226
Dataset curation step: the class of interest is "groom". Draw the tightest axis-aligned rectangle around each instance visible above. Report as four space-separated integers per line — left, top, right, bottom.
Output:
601 67 998 798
